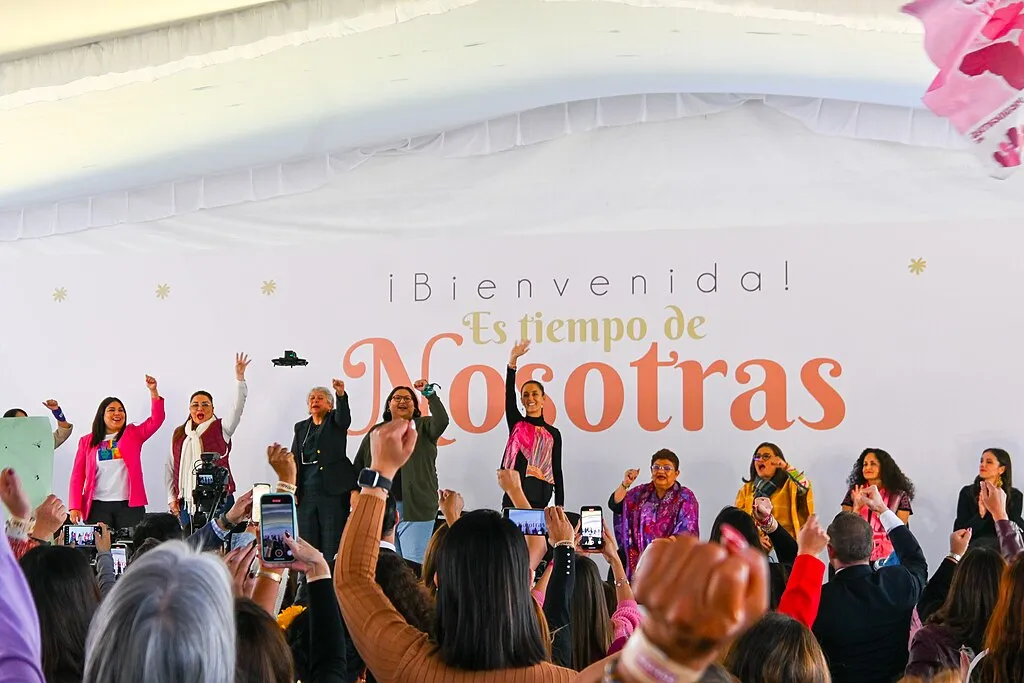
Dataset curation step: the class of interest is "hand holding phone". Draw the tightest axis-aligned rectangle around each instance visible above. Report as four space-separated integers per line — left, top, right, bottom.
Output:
259 493 298 566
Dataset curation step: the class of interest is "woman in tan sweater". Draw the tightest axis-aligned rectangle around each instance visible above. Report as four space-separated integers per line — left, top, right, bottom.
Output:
336 419 769 683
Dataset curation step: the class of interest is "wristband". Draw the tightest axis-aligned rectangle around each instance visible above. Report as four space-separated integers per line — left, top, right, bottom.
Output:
5 516 31 540
257 570 283 583
553 540 574 549
276 481 297 494
619 628 703 683
51 408 66 422
421 383 439 397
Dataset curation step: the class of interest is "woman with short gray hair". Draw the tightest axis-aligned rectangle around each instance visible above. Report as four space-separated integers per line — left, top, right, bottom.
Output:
289 379 354 565
83 540 235 683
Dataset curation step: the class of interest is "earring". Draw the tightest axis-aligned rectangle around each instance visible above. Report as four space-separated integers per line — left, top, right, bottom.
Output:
996 476 1004 488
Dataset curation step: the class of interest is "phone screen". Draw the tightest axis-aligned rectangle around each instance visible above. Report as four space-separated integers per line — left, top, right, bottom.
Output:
580 506 604 550
259 494 297 564
504 508 547 536
251 484 272 523
64 525 98 547
110 546 128 577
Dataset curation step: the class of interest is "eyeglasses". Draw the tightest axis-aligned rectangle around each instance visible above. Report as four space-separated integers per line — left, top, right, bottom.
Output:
753 453 774 461
391 396 414 405
651 465 675 473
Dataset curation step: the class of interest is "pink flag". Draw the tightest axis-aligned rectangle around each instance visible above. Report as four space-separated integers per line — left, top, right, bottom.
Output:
903 0 1024 177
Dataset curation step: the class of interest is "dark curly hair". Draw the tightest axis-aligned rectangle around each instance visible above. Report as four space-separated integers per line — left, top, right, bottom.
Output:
375 549 434 634
845 448 915 500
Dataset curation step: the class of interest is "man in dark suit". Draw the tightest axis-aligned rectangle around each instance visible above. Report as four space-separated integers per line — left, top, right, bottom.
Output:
814 485 928 683
291 381 356 567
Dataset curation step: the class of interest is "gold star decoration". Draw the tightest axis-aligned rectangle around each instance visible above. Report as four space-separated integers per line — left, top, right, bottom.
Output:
155 284 171 299
261 280 277 296
52 287 68 302
908 258 927 275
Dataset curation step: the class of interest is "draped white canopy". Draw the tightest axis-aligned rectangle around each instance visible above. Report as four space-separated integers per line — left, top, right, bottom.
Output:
4 0 1017 247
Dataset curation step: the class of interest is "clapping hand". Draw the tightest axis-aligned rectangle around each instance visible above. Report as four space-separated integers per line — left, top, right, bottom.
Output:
980 480 1008 521
850 485 867 512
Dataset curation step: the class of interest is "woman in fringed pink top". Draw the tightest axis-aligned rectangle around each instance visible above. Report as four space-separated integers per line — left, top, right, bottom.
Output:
501 341 564 509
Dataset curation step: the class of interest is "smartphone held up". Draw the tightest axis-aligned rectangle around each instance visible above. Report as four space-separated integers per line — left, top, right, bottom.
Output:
579 505 604 551
259 493 298 566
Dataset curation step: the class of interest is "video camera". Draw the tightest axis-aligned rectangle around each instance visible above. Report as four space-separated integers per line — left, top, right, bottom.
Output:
191 452 230 531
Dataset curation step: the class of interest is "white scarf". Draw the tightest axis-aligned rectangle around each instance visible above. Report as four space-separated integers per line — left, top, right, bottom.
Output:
178 418 214 512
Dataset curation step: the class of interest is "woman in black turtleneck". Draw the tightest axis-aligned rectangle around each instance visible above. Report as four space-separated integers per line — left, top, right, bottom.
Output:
500 340 564 509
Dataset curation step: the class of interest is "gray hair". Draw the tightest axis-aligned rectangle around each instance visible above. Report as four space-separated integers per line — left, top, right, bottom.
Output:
83 540 235 683
307 386 334 410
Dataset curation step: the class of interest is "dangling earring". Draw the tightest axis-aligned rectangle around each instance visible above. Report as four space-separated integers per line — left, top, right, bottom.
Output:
996 476 1004 488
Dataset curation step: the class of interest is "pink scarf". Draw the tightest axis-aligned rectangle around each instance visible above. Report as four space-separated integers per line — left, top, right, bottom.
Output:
501 421 554 484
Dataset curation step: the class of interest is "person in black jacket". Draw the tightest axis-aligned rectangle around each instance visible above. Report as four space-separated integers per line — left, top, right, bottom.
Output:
954 448 1024 549
291 381 355 565
813 485 928 683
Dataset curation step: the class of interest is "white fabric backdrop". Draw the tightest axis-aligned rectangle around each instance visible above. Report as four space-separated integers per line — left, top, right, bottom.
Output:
1 214 1022 565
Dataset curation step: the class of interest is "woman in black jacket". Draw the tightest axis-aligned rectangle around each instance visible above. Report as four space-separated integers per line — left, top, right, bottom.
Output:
954 448 1024 549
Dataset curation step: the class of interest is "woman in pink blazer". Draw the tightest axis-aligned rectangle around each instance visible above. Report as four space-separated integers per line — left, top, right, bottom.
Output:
68 375 165 529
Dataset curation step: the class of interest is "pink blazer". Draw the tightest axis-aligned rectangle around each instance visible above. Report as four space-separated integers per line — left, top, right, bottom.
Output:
68 397 165 519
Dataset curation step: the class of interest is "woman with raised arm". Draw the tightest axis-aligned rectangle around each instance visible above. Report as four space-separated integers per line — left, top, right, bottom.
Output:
735 442 814 548
501 340 563 509
68 376 165 529
841 448 915 565
165 353 250 526
353 379 449 564
954 448 1024 549
4 400 74 449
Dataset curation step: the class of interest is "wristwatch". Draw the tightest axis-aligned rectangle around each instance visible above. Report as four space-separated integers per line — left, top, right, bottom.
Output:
947 552 963 563
357 468 393 492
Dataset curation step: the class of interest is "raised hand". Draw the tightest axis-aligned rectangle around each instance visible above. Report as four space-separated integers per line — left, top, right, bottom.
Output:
266 444 297 485
859 485 888 515
413 379 427 392
752 497 773 524
225 489 254 526
369 418 418 479
95 523 112 553
235 353 251 381
633 534 768 672
42 399 60 411
851 485 866 512
497 468 523 493
796 515 829 557
439 489 464 524
508 339 531 367
145 375 159 396
0 468 31 520
622 468 640 489
33 495 68 540
332 379 346 396
950 528 972 556
545 507 575 546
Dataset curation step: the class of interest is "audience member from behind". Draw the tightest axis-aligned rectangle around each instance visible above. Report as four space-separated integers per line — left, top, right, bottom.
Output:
907 544 1005 677
723 612 831 683
338 417 573 681
20 546 101 683
83 540 235 683
710 504 793 609
235 597 293 683
973 554 1024 681
813 485 928 683
131 511 184 550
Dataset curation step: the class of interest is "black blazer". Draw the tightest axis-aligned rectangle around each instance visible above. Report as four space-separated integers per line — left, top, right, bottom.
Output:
813 524 929 683
954 484 1024 548
291 393 356 502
